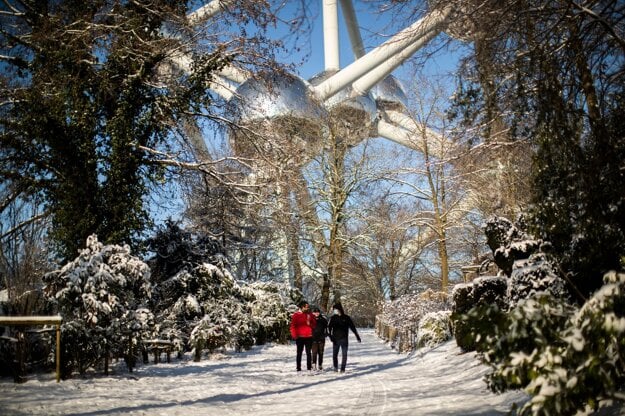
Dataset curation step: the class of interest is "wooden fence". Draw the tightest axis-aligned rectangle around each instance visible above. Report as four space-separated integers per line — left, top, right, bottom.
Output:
0 316 62 383
374 316 417 353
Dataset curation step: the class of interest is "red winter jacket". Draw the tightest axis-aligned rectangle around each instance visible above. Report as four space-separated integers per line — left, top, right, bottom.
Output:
290 311 316 339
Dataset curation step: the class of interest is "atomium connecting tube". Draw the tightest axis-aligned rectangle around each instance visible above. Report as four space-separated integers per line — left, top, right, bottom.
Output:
311 5 453 102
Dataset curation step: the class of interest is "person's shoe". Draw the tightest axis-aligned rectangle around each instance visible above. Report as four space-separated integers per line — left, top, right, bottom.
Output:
319 366 323 371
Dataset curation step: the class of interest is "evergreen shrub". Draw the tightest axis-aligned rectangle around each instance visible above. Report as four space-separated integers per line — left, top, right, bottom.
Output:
416 311 452 348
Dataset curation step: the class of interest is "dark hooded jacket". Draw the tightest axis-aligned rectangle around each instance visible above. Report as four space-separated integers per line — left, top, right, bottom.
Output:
327 303 361 343
312 313 328 342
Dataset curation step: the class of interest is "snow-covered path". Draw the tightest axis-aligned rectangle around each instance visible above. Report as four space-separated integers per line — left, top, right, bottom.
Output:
0 329 525 415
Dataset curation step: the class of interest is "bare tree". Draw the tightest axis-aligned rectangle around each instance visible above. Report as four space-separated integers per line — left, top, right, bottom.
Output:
0 191 52 315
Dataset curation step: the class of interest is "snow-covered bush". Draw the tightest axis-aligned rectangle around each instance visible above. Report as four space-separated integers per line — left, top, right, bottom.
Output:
187 281 295 359
127 308 158 363
453 216 570 352
190 298 251 359
242 281 292 344
147 224 294 357
377 289 450 350
508 251 570 307
451 276 508 351
147 220 225 284
155 262 293 357
477 271 625 415
459 214 625 413
154 262 238 351
379 289 449 332
43 235 153 377
416 311 452 348
484 216 539 276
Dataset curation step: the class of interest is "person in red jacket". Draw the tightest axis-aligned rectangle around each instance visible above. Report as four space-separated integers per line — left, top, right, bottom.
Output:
290 300 316 372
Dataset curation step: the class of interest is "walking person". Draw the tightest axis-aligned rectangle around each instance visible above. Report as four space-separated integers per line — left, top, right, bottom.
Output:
311 307 328 371
290 300 316 373
328 302 361 373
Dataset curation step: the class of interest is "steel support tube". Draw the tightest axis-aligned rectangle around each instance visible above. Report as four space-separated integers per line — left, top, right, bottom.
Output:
217 65 249 84
339 0 365 59
351 24 443 97
323 0 340 71
312 6 451 102
376 119 425 153
187 0 229 25
384 110 450 158
208 75 236 100
386 110 427 134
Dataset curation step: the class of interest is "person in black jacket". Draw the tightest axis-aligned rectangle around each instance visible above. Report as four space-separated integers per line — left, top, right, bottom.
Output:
327 302 361 373
311 307 328 371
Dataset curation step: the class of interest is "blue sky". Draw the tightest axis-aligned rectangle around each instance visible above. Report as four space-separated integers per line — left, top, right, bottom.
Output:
152 1 469 225
270 1 465 90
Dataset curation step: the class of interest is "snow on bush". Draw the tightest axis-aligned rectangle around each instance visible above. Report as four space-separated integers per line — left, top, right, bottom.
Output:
457 215 625 414
242 281 293 344
155 262 293 359
416 311 452 348
146 222 298 357
379 289 450 332
477 271 625 415
453 216 570 351
484 215 540 277
153 261 240 350
190 297 253 359
508 251 570 307
43 235 153 377
451 275 508 352
377 289 450 351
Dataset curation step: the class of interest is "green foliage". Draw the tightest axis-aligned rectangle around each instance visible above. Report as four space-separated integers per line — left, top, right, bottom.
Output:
451 276 508 352
416 311 452 348
43 235 153 377
473 272 625 415
527 107 625 298
0 1 227 261
147 220 225 285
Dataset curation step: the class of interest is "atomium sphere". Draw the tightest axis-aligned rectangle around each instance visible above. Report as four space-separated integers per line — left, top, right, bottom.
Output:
309 70 377 148
227 72 328 167
370 75 409 113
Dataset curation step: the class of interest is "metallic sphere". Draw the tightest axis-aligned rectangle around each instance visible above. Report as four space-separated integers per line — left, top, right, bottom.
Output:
309 70 378 148
370 75 409 113
227 72 327 167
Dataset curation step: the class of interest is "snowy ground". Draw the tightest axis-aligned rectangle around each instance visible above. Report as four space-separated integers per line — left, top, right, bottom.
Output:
0 329 527 415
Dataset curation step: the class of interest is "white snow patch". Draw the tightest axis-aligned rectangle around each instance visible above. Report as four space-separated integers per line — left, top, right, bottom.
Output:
0 329 526 415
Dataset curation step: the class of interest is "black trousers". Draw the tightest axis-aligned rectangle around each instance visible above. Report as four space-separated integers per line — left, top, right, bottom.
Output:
332 338 349 371
295 337 313 371
311 340 325 368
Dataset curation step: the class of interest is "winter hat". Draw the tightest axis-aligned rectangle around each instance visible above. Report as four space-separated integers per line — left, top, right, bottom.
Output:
332 303 345 315
311 307 321 313
298 300 309 308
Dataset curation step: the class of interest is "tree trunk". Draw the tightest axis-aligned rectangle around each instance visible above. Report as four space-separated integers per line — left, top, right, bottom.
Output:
567 16 604 138
320 273 331 312
286 223 303 290
438 230 450 292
